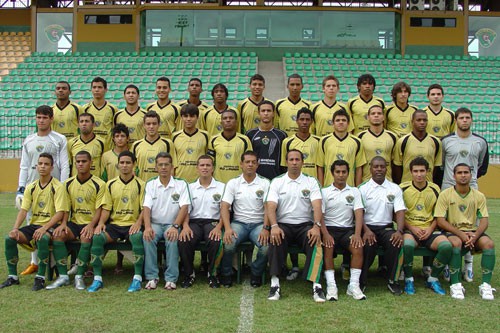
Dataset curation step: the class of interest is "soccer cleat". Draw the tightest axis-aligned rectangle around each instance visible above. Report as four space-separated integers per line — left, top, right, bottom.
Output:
442 266 450 282
145 279 159 290
404 280 415 295
164 281 177 290
450 283 465 300
182 275 195 289
267 286 281 301
46 276 70 290
0 277 20 289
478 282 496 301
422 266 432 279
67 264 78 275
32 277 45 291
326 283 338 301
426 280 446 295
347 283 367 300
208 275 220 289
341 265 350 281
286 268 300 281
250 274 262 288
127 279 142 292
220 275 233 288
462 268 474 283
313 286 326 303
87 280 103 293
74 277 86 290
387 282 403 296
21 264 38 276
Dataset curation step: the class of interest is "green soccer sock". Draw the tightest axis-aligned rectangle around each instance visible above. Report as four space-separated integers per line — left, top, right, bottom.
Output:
403 239 415 278
449 247 462 284
129 232 144 276
36 234 51 277
76 242 91 276
5 236 19 276
431 241 452 278
481 248 496 284
52 240 68 276
90 233 106 277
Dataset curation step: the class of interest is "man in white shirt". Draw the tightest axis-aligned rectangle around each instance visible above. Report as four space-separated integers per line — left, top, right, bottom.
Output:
178 155 225 288
266 149 325 302
143 152 191 291
359 156 406 295
220 151 271 288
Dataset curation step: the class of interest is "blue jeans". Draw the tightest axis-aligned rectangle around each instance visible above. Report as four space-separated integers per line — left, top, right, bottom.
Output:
221 221 268 277
144 223 179 282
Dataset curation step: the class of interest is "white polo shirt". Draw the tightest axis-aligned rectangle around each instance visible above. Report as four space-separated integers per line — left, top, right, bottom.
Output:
143 176 191 225
266 172 322 225
359 178 406 227
222 174 270 224
189 177 225 220
322 184 364 228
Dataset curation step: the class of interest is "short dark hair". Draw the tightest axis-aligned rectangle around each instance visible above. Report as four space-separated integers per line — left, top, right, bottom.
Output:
118 150 136 163
155 152 173 164
409 157 429 171
250 74 265 84
370 156 386 166
287 73 303 84
297 107 313 120
188 78 202 87
124 84 140 95
156 76 171 86
322 75 339 88
197 154 213 165
56 80 71 91
211 83 229 98
39 152 54 165
91 76 107 89
330 160 349 174
286 148 303 161
427 83 444 96
181 103 199 117
357 74 376 89
221 109 237 119
453 163 471 174
112 123 130 138
258 100 275 112
79 112 95 123
241 150 258 162
35 105 53 118
333 109 350 123
391 81 411 103
75 150 92 161
455 107 473 120
411 109 427 121
367 104 383 116
144 110 160 123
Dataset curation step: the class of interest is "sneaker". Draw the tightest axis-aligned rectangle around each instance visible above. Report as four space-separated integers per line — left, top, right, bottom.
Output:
164 281 177 290
286 268 300 281
0 277 20 289
87 280 103 293
32 277 45 291
268 286 281 301
387 282 403 296
250 274 262 288
145 279 159 290
341 265 350 281
422 266 432 279
326 283 338 301
21 264 38 276
74 276 86 290
398 270 405 281
450 283 465 300
426 280 446 295
182 275 195 289
220 275 232 288
127 279 141 292
347 283 367 300
208 275 220 288
442 265 450 282
478 282 496 301
404 280 415 295
46 276 70 290
313 286 326 303
67 264 78 275
462 268 474 283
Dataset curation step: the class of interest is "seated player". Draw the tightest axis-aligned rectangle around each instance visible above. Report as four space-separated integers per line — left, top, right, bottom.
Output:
0 153 66 291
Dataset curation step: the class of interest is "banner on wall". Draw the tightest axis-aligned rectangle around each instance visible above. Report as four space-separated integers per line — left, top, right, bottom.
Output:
45 24 65 43
475 28 497 49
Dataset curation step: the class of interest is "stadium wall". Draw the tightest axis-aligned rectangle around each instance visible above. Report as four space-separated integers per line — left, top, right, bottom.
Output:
0 8 30 31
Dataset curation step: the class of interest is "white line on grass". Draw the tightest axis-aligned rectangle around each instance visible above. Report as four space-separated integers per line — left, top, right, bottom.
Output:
237 280 255 333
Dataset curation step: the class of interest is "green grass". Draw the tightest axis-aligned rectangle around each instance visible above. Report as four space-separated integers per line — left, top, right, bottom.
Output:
0 193 498 332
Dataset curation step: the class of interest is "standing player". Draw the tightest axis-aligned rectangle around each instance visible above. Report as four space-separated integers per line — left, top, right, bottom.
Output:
238 74 271 133
172 104 210 183
87 151 145 293
321 160 366 300
358 105 397 182
16 105 70 275
0 153 67 291
178 78 210 115
246 101 287 180
275 74 311 136
207 109 252 183
400 157 451 295
311 75 351 137
266 149 325 302
393 109 442 184
384 81 418 138
113 84 146 145
67 113 105 178
143 152 190 291
178 155 225 288
101 123 130 182
47 151 106 290
51 80 80 140
132 111 177 182
423 84 455 138
281 108 320 178
346 74 385 135
146 76 181 139
316 109 366 187
435 164 496 300
200 83 241 137
81 77 118 151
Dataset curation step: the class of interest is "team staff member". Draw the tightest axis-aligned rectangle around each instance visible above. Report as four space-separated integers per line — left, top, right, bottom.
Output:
146 76 180 138
384 81 418 138
113 84 146 145
51 80 80 140
275 73 311 136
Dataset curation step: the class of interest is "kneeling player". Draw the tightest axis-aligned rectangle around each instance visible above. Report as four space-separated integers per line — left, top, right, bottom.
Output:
322 160 366 300
400 157 451 295
435 163 496 300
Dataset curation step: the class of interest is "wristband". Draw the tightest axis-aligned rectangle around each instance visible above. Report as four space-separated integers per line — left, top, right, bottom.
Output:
271 224 279 228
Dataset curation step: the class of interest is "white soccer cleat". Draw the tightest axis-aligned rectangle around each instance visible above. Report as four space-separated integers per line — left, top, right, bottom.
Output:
450 283 465 300
267 286 281 301
479 282 496 301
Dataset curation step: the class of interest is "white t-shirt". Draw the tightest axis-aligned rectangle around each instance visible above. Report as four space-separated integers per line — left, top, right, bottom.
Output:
189 178 225 220
322 184 364 228
359 178 406 227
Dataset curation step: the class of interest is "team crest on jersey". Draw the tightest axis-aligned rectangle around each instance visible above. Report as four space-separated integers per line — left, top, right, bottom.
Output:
433 126 440 133
129 127 135 134
262 137 270 145
186 148 194 155
387 194 395 203
36 145 44 152
416 204 423 211
95 121 101 127
77 197 84 203
254 118 260 124
346 195 354 204
58 122 65 128
375 149 382 155
459 204 467 213
213 193 221 202
224 153 232 160
328 120 333 125
171 193 180 202
38 201 46 208
256 190 264 198
400 123 407 129
336 153 344 160
364 114 368 120
301 189 311 198
148 157 155 163
476 28 497 48
459 150 469 157
44 24 65 43
303 153 309 159
122 196 129 203
292 115 297 121
217 125 222 131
